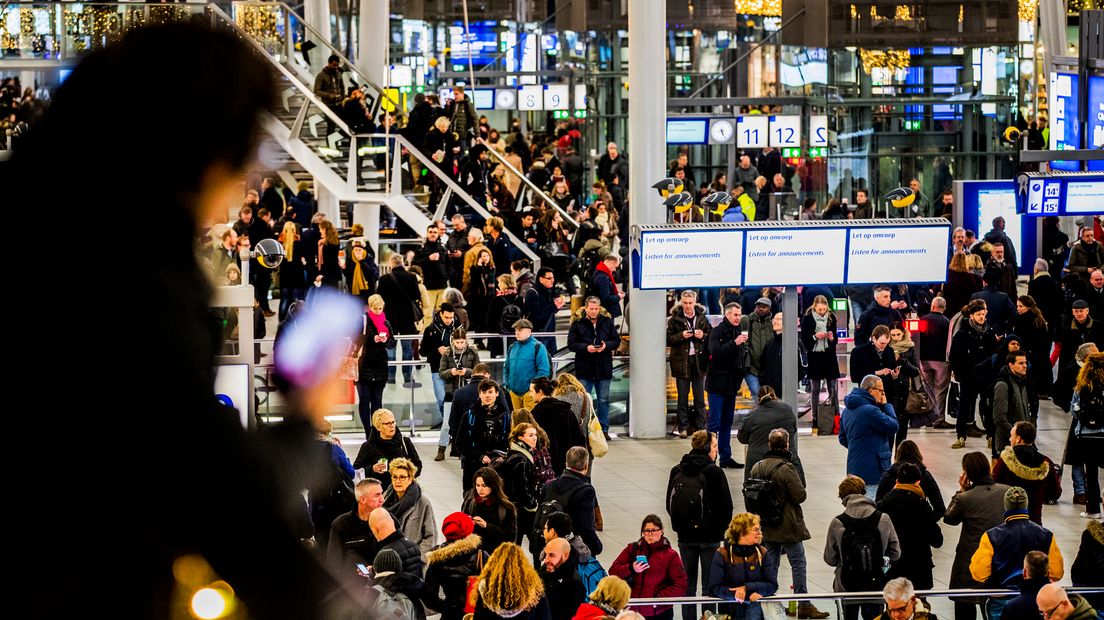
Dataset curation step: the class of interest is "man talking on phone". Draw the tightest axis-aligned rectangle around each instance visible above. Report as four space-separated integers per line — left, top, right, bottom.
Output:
568 296 621 440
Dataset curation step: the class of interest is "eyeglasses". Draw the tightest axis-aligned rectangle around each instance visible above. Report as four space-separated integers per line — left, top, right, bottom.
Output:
869 387 884 393
1042 603 1064 618
540 275 555 281
391 474 410 480
887 600 913 615
642 528 662 534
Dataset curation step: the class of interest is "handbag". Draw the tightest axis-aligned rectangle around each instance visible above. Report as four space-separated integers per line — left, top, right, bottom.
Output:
339 336 360 382
761 602 788 620
816 399 838 436
905 375 934 415
593 504 604 532
586 400 609 458
463 552 483 613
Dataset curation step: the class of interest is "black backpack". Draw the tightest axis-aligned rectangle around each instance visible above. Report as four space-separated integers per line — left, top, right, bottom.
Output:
837 511 888 592
532 485 579 538
668 466 708 534
499 299 524 333
742 461 787 526
1076 388 1104 435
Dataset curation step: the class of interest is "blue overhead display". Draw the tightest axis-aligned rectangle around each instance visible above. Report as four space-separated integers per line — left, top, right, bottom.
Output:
1089 75 1103 172
665 118 710 145
1018 174 1104 216
1050 71 1082 172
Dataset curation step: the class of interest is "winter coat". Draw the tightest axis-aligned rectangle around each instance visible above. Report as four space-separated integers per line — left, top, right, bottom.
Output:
824 494 901 592
327 509 378 577
667 304 712 379
343 253 378 300
421 313 459 372
706 318 748 395
448 376 512 443
358 312 397 383
473 583 551 620
737 400 803 485
523 284 559 333
876 485 943 590
1028 273 1063 332
1068 240 1104 282
706 543 779 600
541 551 586 620
666 448 733 544
849 342 897 399
999 576 1051 620
383 482 438 558
1071 520 1104 611
943 479 1011 588
377 267 423 334
500 441 540 511
1014 312 1053 395
461 493 517 556
741 311 775 375
917 312 951 362
573 602 622 620
424 534 487 620
438 345 480 398
543 470 602 556
971 286 1016 335
567 310 620 381
969 514 1063 587
949 321 998 384
414 240 450 290
353 429 421 492
839 388 899 485
377 530 426 578
1058 317 1104 368
992 367 1035 454
748 451 811 544
451 402 511 467
800 311 840 380
875 461 946 520
278 240 308 290
609 537 689 617
855 304 905 343
942 270 983 319
992 445 1062 525
591 268 622 319
532 396 587 475
759 333 784 397
503 337 550 395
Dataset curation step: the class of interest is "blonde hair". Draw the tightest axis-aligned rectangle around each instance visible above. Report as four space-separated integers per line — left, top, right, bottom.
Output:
388 457 418 478
589 576 632 611
320 220 339 246
497 274 516 290
965 254 985 271
434 116 450 132
724 512 761 545
553 372 586 395
949 252 968 273
279 221 297 261
367 294 385 312
478 543 544 612
371 407 395 429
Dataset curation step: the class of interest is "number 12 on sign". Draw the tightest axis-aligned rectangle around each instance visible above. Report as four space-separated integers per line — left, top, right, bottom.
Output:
736 116 769 148
768 116 801 147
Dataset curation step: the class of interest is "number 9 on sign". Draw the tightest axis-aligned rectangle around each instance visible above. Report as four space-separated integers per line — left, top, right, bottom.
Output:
768 116 800 147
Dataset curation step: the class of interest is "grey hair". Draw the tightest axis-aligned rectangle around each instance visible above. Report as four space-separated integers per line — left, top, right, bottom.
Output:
607 141 618 150
860 375 883 391
1034 258 1049 274
354 478 382 499
566 446 589 472
389 253 404 267
883 577 915 603
468 228 484 243
680 290 698 300
931 296 947 310
585 295 601 306
953 227 965 235
1076 342 1099 363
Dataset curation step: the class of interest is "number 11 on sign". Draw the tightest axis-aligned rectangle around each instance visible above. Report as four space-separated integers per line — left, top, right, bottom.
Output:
737 116 768 148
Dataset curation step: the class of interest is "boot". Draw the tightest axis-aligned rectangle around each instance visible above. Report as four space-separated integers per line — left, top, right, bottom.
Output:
797 604 831 619
435 446 446 462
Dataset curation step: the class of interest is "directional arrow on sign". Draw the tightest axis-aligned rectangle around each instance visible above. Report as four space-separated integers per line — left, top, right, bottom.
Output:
328 132 342 150
282 88 295 112
307 114 323 138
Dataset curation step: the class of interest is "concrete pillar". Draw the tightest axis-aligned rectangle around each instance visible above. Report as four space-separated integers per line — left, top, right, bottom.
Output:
353 202 381 253
303 0 332 75
316 183 341 225
627 0 667 439
358 0 387 86
781 289 798 409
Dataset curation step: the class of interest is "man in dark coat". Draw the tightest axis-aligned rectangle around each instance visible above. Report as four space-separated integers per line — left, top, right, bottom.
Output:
850 325 900 405
667 291 712 437
983 217 1018 271
1067 227 1104 284
327 478 385 577
567 297 621 435
992 351 1036 456
370 508 425 579
561 147 585 200
1058 300 1104 369
999 550 1053 620
706 302 749 468
376 254 423 384
919 297 953 428
875 463 943 590
591 254 624 320
667 430 733 620
446 213 471 289
856 286 905 343
972 270 1017 336
529 376 586 475
839 374 900 497
448 363 510 444
403 92 434 151
413 223 451 312
991 422 1062 526
260 176 285 220
541 447 602 557
540 537 586 619
986 241 1018 299
596 141 628 187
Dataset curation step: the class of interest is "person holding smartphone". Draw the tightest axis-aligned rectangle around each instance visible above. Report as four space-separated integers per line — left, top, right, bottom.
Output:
609 515 688 620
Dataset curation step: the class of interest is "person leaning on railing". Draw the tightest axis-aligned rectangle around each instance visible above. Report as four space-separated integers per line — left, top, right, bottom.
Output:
706 513 779 620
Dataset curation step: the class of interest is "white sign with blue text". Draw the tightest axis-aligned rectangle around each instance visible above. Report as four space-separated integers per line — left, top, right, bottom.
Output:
744 229 847 286
637 230 744 290
846 227 950 284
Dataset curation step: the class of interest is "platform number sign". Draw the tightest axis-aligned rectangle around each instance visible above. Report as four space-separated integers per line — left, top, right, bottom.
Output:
768 116 801 147
518 85 543 111
810 115 828 147
736 115 769 148
544 84 569 110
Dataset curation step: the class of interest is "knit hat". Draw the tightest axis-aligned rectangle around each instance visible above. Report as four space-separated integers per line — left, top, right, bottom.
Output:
373 549 402 576
756 297 772 307
1004 486 1029 512
442 512 475 541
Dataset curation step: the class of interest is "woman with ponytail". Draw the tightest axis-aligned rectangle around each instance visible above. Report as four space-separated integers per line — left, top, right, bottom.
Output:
277 221 306 320
737 386 804 485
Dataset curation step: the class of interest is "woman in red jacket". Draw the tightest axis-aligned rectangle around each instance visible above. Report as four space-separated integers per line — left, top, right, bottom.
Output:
609 515 690 620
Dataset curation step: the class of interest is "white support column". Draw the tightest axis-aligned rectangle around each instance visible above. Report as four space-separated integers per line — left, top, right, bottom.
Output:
353 202 381 254
627 0 667 439
316 184 341 226
303 0 332 75
358 0 387 86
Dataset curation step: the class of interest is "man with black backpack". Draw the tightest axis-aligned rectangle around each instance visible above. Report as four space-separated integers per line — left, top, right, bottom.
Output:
825 475 901 620
538 447 602 558
667 430 733 620
746 429 829 619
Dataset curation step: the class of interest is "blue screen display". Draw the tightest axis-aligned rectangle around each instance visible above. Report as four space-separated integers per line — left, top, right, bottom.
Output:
1052 72 1082 172
1089 75 1103 172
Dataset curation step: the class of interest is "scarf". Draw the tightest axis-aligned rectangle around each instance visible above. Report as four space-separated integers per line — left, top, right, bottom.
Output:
890 335 914 357
893 482 925 498
968 318 986 334
384 480 422 519
596 261 619 296
368 309 388 334
351 260 370 296
812 311 830 352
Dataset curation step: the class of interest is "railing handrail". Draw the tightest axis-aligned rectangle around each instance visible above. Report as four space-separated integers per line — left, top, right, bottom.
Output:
629 588 1104 606
229 1 399 111
477 138 579 230
207 3 354 137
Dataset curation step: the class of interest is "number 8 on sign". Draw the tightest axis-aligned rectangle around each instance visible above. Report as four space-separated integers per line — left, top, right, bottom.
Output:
768 116 801 147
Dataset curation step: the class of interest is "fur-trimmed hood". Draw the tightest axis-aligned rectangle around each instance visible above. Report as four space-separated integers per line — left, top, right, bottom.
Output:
426 533 482 566
999 446 1050 481
669 302 707 317
571 305 613 321
1089 518 1104 546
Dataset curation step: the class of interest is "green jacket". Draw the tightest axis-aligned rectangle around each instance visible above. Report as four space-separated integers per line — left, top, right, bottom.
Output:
1067 595 1097 620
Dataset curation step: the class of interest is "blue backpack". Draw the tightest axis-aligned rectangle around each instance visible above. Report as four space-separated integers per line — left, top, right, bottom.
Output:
578 557 607 595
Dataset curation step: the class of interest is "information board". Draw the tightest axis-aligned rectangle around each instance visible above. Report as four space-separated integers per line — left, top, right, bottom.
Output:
1065 179 1104 214
544 84 569 110
810 115 828 147
1025 178 1062 215
743 229 847 286
1089 75 1103 172
769 116 801 148
846 227 950 284
518 85 543 110
665 118 709 145
637 230 744 290
737 116 769 148
1050 71 1082 171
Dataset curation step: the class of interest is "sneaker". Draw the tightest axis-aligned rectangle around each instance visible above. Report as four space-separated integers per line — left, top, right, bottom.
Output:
402 380 423 388
952 437 967 449
434 446 446 462
1074 494 1087 505
798 604 831 619
670 428 682 437
603 432 612 441
679 429 688 438
720 458 745 469
1080 511 1103 519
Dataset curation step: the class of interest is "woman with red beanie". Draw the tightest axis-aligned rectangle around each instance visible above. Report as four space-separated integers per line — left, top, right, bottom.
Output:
425 512 488 620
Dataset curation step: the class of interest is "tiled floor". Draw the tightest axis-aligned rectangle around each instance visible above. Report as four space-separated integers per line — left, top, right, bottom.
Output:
335 396 1100 617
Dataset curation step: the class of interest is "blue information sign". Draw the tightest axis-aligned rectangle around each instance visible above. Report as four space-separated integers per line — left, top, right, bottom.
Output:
1050 71 1082 172
1089 75 1103 172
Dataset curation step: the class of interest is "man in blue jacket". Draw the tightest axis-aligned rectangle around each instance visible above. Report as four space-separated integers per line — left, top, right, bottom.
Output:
567 296 621 437
839 375 900 498
503 319 550 411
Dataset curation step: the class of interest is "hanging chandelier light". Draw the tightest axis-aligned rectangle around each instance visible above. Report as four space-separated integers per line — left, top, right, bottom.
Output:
859 48 912 73
733 0 781 17
1018 0 1039 22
